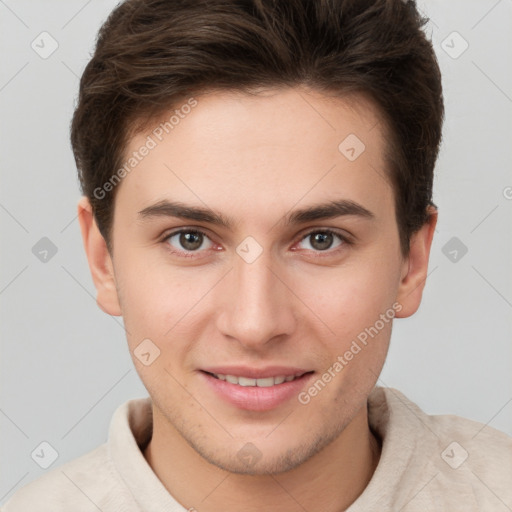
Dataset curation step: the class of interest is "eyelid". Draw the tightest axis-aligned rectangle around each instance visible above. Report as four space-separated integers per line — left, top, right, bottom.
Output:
161 227 218 256
160 225 353 258
296 227 352 243
161 225 214 241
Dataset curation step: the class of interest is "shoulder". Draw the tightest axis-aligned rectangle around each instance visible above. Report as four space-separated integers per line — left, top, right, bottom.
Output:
427 410 512 493
1 443 134 512
2 397 153 511
369 387 512 510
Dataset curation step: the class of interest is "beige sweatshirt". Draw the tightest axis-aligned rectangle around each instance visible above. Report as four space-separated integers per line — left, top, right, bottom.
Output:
3 386 511 511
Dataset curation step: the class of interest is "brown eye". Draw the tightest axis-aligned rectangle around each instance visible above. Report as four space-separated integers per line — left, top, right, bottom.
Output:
310 232 334 250
165 230 213 253
298 230 344 252
180 231 203 250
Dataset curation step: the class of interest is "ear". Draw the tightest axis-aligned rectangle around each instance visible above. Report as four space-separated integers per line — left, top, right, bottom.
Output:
395 206 438 318
77 196 122 316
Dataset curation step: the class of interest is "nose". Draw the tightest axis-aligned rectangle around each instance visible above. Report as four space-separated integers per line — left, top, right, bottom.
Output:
215 247 297 351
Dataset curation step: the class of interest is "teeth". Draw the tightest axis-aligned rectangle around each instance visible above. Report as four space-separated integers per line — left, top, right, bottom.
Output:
212 373 303 386
238 376 256 386
255 377 275 387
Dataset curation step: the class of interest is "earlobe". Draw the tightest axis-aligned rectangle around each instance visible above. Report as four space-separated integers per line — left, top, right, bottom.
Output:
395 206 438 318
77 197 122 316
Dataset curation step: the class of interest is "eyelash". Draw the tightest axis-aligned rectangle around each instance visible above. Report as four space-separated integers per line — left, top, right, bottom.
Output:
161 227 352 259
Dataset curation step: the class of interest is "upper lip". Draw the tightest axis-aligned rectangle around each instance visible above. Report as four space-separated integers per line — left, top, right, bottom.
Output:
201 366 311 379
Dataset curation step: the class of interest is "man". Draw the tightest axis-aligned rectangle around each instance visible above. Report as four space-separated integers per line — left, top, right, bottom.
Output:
3 0 511 510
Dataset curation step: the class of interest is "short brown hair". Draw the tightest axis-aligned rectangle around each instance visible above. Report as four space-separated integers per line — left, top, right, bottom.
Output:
70 0 444 254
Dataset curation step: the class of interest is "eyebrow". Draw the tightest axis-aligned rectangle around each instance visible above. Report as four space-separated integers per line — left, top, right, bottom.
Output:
137 198 374 228
287 199 374 224
138 200 233 228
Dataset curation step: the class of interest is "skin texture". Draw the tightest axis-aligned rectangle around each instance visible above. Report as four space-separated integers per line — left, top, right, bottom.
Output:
78 86 437 512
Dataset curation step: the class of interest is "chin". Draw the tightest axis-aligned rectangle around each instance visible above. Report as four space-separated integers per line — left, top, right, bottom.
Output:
185 425 344 476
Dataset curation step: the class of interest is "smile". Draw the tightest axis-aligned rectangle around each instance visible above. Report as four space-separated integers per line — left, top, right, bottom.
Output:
205 372 306 387
200 369 315 411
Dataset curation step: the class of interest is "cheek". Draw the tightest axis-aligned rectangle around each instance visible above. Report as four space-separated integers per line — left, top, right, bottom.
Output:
293 266 395 414
114 260 208 391
114 253 216 348
296 254 401 355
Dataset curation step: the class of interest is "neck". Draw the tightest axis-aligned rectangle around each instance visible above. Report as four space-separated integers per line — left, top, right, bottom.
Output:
143 404 381 512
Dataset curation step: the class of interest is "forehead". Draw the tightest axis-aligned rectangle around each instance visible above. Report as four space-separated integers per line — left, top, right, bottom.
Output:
116 87 393 224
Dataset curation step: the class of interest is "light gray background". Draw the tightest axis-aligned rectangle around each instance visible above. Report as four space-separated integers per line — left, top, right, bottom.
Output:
1 0 511 504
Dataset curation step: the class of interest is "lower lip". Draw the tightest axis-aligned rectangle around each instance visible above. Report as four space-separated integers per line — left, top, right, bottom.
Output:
200 371 314 411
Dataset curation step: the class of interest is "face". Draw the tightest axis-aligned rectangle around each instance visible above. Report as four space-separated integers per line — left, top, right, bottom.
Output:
81 86 434 475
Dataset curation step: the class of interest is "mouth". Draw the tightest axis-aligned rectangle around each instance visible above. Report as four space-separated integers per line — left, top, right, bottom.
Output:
203 371 309 387
199 368 315 411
